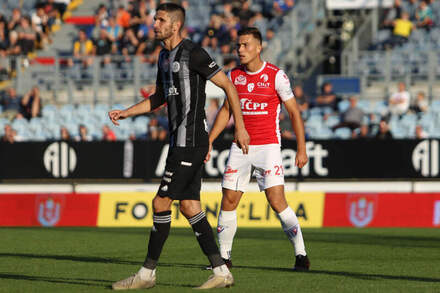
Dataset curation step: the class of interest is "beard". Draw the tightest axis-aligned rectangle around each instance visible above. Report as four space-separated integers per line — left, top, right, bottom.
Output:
154 26 173 41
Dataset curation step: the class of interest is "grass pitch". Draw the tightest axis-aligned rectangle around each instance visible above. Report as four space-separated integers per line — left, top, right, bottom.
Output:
0 227 439 292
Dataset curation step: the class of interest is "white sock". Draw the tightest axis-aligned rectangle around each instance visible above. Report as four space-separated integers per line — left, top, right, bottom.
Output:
138 267 155 280
217 210 237 260
213 264 230 276
278 207 306 256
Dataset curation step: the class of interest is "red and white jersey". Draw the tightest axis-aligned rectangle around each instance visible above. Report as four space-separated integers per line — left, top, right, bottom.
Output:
229 62 294 145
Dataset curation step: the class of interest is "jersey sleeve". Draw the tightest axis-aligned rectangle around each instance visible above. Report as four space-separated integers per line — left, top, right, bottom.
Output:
189 47 222 80
275 70 294 102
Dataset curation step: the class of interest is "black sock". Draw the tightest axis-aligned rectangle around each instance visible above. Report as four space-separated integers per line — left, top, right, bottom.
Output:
188 211 225 269
143 211 171 269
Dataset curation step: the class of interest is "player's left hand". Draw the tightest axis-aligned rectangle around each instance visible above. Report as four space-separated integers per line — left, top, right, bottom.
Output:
295 149 308 168
204 142 213 163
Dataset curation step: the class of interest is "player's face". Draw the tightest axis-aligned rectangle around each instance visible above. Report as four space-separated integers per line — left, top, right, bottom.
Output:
236 34 261 65
153 10 174 41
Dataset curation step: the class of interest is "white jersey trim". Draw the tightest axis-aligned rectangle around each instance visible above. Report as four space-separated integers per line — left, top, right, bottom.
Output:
245 62 267 75
275 70 294 102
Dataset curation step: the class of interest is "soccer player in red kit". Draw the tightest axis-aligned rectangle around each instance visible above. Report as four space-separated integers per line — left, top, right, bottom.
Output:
206 27 310 270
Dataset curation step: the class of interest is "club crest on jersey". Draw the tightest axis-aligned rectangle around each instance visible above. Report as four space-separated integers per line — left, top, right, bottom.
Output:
172 61 180 72
234 75 247 85
168 86 179 96
347 194 378 227
247 83 255 92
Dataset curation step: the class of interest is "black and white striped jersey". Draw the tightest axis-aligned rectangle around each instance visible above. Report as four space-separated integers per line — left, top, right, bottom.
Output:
154 39 221 148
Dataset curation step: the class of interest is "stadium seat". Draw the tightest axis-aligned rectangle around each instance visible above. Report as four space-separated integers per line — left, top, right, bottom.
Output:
334 128 352 139
338 100 350 112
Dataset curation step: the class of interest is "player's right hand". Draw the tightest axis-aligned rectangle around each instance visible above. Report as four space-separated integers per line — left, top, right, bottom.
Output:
108 110 126 126
235 127 250 155
204 142 213 163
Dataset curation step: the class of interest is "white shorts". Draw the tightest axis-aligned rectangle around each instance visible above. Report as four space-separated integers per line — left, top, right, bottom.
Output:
222 143 284 192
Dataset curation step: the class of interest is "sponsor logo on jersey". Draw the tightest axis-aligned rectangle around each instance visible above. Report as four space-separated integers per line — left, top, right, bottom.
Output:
172 61 180 72
247 83 255 92
234 75 247 85
208 61 217 68
260 74 269 82
217 225 225 233
347 194 378 227
257 74 270 87
224 167 238 174
240 98 268 115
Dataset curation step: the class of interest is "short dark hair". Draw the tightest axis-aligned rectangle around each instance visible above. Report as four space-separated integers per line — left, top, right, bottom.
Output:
237 27 262 44
157 3 186 29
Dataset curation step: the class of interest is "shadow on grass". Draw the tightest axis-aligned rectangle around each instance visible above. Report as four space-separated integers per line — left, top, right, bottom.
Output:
0 273 112 287
0 252 139 265
229 265 440 283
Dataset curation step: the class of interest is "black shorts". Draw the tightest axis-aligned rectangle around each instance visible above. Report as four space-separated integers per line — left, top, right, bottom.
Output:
157 146 208 200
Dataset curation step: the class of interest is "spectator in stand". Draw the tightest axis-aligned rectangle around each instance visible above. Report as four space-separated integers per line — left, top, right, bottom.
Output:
95 4 109 28
116 5 131 29
94 29 113 65
279 110 295 139
16 16 36 55
120 28 139 61
60 126 71 141
415 124 428 139
68 29 94 68
202 14 222 51
137 27 161 64
32 5 50 49
106 17 123 54
222 57 237 73
355 124 370 140
416 0 434 29
102 124 116 141
294 85 309 114
404 0 419 21
76 124 92 141
411 91 429 114
376 119 393 139
389 12 413 47
383 0 404 28
1 124 23 143
8 8 21 32
314 82 339 111
0 88 22 121
53 0 70 19
332 96 364 131
20 86 41 120
234 0 255 28
0 48 9 81
388 82 411 116
43 0 60 26
273 0 295 16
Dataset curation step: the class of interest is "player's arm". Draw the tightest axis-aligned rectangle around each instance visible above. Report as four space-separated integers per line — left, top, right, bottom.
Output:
208 97 231 144
189 46 249 154
210 71 249 154
283 98 308 168
276 70 308 168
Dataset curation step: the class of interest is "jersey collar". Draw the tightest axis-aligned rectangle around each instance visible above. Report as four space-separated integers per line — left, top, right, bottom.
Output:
245 61 266 75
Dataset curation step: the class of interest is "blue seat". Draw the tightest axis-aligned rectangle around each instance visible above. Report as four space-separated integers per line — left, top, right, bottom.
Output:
338 100 350 112
334 128 352 139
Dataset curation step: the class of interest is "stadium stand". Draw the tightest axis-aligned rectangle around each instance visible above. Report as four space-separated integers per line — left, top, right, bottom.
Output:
3 0 440 141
